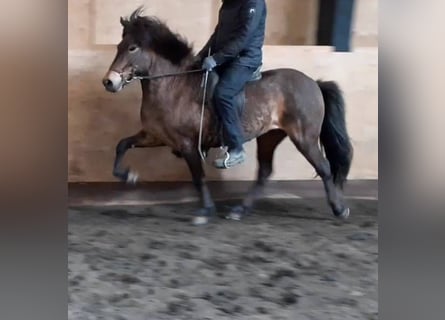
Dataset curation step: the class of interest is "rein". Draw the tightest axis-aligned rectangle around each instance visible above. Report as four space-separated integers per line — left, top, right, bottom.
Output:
131 68 205 82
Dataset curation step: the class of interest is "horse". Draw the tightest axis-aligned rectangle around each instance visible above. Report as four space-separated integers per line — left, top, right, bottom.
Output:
102 8 354 225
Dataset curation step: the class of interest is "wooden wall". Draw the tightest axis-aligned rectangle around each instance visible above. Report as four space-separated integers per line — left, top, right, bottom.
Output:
68 0 378 182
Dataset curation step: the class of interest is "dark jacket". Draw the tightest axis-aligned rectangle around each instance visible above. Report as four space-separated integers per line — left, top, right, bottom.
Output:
198 0 267 68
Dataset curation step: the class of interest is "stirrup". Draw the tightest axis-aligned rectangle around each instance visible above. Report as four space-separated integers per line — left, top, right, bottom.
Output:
222 150 231 169
213 148 245 169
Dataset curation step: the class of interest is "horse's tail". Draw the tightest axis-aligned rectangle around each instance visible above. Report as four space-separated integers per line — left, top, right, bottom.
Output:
317 80 353 189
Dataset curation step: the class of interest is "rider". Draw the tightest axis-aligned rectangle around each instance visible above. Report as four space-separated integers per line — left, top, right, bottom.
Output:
196 0 267 169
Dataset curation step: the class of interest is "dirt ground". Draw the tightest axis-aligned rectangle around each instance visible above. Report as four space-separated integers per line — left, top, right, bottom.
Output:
68 198 378 320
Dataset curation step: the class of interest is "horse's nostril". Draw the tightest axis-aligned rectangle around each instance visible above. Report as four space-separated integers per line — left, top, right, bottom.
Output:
103 78 113 88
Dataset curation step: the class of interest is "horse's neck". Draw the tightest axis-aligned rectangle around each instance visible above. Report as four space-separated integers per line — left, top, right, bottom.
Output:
151 57 181 77
140 57 198 108
140 80 167 108
140 60 179 102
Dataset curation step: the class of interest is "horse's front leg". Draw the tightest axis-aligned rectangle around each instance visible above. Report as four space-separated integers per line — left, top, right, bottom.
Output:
113 130 163 183
182 148 216 225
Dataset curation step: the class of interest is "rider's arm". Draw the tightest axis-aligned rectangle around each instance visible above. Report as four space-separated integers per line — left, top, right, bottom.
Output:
212 0 264 65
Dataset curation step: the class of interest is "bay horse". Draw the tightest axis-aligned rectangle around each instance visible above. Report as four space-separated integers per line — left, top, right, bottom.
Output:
102 8 353 225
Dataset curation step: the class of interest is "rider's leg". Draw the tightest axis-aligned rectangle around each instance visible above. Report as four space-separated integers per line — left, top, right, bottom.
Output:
212 63 256 168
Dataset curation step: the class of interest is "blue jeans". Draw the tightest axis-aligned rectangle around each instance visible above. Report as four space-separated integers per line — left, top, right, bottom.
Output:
213 63 256 151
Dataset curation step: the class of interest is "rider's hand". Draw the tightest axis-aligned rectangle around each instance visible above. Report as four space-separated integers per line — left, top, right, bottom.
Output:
202 56 217 71
189 56 202 70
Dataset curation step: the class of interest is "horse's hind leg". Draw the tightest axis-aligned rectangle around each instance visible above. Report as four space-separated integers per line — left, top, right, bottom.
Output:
113 130 163 183
227 129 287 220
289 134 349 218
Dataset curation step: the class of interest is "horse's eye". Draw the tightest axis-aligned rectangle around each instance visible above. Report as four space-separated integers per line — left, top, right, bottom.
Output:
128 45 139 53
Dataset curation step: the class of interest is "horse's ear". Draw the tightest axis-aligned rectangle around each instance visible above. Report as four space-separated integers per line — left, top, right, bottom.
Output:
120 16 127 27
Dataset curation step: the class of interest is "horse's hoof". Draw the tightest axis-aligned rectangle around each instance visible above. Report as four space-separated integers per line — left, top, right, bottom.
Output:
191 207 215 226
192 216 209 226
227 205 249 221
337 207 350 220
126 171 139 184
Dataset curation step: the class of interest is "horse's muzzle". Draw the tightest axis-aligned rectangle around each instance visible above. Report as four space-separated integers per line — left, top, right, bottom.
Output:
102 70 123 92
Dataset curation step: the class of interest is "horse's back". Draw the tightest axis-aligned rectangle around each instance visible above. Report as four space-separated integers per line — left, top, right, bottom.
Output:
252 67 320 89
245 67 323 106
241 67 325 139
204 67 325 145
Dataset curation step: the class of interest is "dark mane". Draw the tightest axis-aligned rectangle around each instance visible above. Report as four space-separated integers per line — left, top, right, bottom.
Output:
120 7 193 65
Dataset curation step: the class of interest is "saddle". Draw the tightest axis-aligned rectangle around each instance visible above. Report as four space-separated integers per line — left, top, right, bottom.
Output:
205 65 263 116
204 65 262 147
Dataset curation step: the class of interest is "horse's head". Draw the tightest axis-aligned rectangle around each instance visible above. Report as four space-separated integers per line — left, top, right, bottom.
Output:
102 7 193 92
